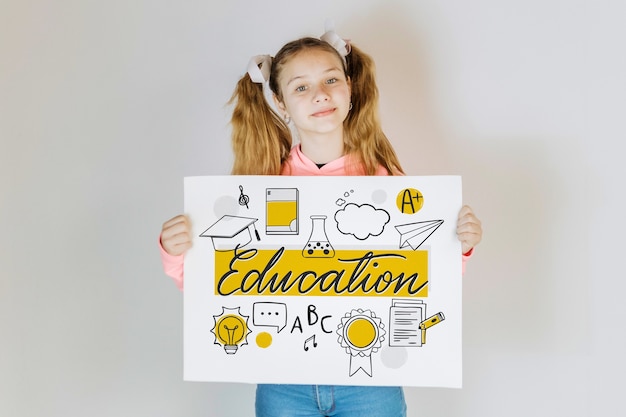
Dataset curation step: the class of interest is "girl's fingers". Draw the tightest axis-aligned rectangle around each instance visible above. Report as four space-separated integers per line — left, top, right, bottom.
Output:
161 214 192 256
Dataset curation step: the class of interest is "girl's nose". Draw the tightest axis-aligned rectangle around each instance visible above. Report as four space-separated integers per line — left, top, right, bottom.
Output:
313 85 330 102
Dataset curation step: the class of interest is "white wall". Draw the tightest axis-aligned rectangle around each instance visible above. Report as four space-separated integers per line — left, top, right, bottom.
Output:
1 1 624 416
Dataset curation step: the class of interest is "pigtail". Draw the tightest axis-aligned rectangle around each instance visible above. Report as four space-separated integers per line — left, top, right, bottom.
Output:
344 45 405 175
228 73 292 175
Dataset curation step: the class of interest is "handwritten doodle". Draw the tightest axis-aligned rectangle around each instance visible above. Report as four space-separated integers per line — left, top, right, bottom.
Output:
389 299 426 347
291 305 333 334
335 203 390 240
200 215 260 251
211 307 251 354
419 312 445 344
214 248 427 297
253 302 287 333
396 188 424 214
302 215 335 258
307 305 333 334
304 335 318 351
395 220 443 250
238 185 250 209
266 188 299 235
336 189 354 206
337 309 386 377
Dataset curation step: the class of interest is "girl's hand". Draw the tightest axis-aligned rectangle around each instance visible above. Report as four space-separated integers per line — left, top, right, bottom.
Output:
456 205 482 255
161 214 192 256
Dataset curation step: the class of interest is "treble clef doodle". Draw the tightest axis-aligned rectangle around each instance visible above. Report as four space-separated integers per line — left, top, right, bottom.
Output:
238 185 250 209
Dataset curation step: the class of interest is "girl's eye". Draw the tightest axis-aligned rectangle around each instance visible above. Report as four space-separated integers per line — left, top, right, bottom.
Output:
326 78 337 84
295 85 307 92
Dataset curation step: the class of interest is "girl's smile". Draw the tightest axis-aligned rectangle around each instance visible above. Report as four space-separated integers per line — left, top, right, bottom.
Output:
311 107 337 117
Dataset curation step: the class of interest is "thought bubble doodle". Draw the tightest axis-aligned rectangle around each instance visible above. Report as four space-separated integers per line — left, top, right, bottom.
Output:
253 302 287 333
335 189 354 207
334 203 390 240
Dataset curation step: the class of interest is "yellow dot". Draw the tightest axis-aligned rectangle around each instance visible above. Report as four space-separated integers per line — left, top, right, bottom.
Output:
346 318 376 349
396 188 424 214
256 332 272 348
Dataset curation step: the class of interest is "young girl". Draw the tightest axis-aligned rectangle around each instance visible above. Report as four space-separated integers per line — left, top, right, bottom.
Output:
160 29 482 417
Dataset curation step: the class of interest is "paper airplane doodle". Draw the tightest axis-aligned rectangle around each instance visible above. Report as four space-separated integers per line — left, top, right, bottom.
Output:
394 220 444 250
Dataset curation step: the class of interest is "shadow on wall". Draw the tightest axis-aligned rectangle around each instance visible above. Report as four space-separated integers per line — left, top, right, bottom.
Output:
341 5 590 356
456 137 591 355
404 136 592 413
337 5 592 400
339 6 454 175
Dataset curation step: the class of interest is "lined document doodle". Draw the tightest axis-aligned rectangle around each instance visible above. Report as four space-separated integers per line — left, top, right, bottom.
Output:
389 299 425 347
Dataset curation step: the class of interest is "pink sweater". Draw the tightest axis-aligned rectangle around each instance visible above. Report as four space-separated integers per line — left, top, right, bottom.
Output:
280 145 390 176
160 145 471 289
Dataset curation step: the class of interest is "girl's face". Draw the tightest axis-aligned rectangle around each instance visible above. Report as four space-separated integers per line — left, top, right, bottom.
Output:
274 49 351 143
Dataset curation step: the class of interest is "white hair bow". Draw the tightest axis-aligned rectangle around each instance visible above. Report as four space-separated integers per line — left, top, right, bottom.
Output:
246 54 281 116
320 20 351 66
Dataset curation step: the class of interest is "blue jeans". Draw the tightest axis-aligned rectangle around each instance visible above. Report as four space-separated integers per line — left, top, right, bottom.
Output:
255 384 406 417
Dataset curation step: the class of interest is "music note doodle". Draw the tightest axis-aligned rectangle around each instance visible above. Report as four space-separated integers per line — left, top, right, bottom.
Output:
238 185 250 209
304 335 318 351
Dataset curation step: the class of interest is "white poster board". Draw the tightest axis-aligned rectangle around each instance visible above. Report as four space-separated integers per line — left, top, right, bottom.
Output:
184 175 463 388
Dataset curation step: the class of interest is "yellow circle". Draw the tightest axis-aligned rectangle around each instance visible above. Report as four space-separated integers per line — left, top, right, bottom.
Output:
346 318 376 349
396 188 424 214
256 332 272 348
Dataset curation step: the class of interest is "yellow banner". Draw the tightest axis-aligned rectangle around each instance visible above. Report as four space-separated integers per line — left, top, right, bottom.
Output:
215 248 428 297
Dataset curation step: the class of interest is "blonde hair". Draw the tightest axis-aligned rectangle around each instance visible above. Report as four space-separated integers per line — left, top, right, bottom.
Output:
229 37 404 176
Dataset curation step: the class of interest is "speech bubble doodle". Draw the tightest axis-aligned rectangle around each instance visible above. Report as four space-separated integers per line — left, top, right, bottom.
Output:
253 302 288 333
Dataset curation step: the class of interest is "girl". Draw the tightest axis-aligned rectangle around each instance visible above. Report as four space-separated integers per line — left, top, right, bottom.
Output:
160 29 482 417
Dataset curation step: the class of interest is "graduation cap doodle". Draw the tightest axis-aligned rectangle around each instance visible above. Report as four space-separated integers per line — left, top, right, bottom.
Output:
200 215 261 251
394 220 443 250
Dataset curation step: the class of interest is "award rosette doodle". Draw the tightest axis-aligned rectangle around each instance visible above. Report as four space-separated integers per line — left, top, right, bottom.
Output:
336 309 386 377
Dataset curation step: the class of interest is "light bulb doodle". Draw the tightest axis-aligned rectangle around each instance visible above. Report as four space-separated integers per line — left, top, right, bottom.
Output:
211 307 251 354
